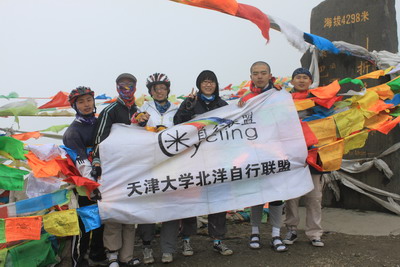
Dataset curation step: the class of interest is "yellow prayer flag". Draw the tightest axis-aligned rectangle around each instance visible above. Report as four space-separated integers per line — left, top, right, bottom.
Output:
356 70 385 80
43 209 79 237
306 117 337 146
294 99 315 111
333 108 365 138
343 130 369 154
384 66 394 75
318 140 344 171
356 91 379 111
367 84 394 100
364 114 392 129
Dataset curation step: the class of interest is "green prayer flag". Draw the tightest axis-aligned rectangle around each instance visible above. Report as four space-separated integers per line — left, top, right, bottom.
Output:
387 78 400 94
0 99 38 125
40 124 70 133
0 219 5 244
0 164 28 191
0 247 7 267
0 92 18 99
0 137 27 160
339 78 364 87
390 106 400 117
8 233 58 267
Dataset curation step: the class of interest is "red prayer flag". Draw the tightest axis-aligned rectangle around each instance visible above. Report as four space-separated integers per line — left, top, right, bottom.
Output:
313 96 343 109
63 176 100 195
300 121 318 147
236 3 270 41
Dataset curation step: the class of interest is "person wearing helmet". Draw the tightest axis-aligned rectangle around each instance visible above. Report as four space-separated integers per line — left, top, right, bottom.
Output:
133 72 177 132
63 86 108 267
91 73 140 267
132 73 179 264
173 70 233 257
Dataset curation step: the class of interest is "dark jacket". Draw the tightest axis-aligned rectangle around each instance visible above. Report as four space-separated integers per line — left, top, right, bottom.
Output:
92 98 137 164
174 96 228 124
63 119 97 161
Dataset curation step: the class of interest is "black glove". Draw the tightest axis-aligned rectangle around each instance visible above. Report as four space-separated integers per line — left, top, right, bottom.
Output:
90 188 102 201
185 97 197 110
90 165 102 181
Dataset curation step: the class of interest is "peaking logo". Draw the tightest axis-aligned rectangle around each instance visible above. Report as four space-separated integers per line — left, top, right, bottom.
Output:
158 117 233 157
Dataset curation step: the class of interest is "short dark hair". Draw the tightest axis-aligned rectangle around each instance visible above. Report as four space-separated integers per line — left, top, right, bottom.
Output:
250 61 271 74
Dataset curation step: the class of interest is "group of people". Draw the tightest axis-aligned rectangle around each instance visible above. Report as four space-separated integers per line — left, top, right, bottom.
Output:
62 61 325 267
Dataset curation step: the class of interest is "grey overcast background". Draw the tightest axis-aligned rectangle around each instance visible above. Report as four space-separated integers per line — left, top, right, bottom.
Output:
0 0 399 98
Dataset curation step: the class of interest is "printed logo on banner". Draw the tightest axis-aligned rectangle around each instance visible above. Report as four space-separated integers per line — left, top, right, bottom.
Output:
158 113 259 157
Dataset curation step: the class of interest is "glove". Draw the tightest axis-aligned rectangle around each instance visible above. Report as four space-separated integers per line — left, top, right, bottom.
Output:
185 97 197 110
90 165 102 181
90 188 102 201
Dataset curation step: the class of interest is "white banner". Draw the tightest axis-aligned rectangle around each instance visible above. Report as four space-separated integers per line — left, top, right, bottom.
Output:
98 90 313 224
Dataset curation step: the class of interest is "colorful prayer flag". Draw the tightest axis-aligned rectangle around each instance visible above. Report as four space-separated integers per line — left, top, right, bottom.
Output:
43 209 79 236
5 216 42 242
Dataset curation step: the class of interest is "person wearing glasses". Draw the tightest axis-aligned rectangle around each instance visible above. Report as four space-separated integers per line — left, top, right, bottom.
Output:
173 70 233 257
132 73 180 264
91 73 140 267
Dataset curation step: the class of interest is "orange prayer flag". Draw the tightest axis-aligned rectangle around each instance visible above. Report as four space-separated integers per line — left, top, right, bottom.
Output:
104 98 117 103
170 0 238 15
38 91 70 109
25 151 62 178
356 70 385 80
294 99 315 111
367 100 394 113
5 216 42 242
367 84 394 100
11 131 42 141
364 114 392 129
318 140 344 172
309 80 341 99
375 116 400 134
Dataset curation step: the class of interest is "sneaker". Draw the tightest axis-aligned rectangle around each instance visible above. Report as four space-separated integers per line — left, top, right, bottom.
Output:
213 242 233 256
182 240 194 256
311 239 324 247
106 251 119 267
161 253 173 263
143 247 154 264
283 231 298 245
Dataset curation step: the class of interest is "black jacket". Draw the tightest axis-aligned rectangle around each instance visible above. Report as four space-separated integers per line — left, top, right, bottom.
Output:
174 96 228 124
92 98 137 164
63 119 97 161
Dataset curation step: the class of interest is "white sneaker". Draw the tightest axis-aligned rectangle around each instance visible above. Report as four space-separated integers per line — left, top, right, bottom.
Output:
142 247 154 264
182 240 194 256
311 239 324 247
161 253 173 263
213 241 233 256
283 231 298 245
